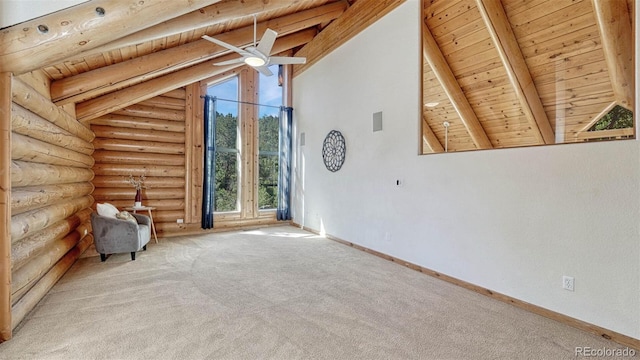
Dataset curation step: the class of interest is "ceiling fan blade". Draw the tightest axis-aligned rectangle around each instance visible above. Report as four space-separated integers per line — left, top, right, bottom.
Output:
256 29 278 56
213 57 246 66
269 56 307 65
202 35 250 57
254 65 273 77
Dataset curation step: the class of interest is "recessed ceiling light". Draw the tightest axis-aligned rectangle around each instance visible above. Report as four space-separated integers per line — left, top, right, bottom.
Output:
424 102 439 108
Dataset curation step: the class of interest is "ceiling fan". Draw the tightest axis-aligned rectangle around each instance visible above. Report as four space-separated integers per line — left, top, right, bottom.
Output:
202 16 306 76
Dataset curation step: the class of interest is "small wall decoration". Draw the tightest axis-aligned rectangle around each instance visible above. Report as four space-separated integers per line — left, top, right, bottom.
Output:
322 130 346 172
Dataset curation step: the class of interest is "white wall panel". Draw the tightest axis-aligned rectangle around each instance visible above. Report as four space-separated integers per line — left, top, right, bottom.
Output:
293 0 640 339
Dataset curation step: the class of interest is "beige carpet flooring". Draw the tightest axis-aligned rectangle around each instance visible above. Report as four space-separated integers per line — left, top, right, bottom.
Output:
0 225 636 360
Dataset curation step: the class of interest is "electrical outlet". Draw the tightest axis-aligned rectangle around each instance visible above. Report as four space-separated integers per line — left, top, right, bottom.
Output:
562 276 574 291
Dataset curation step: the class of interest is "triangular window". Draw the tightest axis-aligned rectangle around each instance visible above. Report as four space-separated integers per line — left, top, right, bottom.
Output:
584 105 634 141
589 105 633 131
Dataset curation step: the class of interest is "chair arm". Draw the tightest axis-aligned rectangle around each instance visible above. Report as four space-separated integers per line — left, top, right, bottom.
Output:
132 213 150 227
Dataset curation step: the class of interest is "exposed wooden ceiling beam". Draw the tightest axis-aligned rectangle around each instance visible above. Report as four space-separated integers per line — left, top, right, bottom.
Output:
68 0 300 59
575 127 634 141
0 0 224 75
476 0 555 145
422 117 445 153
51 2 346 105
592 0 634 111
576 101 617 134
292 0 406 77
75 30 315 123
422 25 493 150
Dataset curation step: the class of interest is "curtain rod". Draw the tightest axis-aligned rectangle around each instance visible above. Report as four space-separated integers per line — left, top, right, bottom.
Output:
201 95 285 110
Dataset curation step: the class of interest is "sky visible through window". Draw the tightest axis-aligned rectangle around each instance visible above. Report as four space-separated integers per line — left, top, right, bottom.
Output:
207 78 238 116
258 65 283 116
206 65 282 117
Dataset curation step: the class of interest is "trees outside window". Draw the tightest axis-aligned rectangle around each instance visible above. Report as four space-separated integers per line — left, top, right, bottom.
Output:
258 111 279 209
589 105 633 132
258 65 282 210
207 77 239 212
204 66 282 215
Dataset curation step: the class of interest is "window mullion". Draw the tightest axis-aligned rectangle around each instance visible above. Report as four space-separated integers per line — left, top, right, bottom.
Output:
238 68 259 219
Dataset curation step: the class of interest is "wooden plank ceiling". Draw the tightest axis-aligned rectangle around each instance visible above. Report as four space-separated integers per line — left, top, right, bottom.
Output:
1 0 633 152
41 0 347 81
422 0 635 153
41 0 356 121
3 0 406 122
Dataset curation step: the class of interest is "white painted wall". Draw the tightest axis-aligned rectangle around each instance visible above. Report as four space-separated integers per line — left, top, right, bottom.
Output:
292 0 640 339
0 0 88 28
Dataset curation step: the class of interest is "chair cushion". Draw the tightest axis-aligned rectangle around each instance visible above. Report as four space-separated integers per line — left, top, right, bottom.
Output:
116 211 137 224
97 203 119 218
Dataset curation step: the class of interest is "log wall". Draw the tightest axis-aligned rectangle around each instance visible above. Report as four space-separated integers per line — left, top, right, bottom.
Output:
1 70 287 341
91 89 187 234
6 74 95 337
90 77 280 237
1 72 12 342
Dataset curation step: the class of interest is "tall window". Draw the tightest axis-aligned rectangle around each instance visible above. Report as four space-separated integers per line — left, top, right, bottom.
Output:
258 65 282 210
207 77 240 212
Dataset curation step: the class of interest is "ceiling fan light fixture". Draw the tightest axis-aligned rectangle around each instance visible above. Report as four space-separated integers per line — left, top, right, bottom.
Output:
245 56 266 67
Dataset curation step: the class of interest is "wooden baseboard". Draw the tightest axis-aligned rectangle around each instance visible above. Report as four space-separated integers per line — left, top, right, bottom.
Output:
293 223 640 350
159 220 290 238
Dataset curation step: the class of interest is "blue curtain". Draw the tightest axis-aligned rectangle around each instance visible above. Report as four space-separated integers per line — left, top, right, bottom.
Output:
277 106 293 220
202 96 216 229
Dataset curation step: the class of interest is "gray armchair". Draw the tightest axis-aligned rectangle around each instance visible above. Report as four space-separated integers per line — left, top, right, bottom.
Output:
90 212 151 261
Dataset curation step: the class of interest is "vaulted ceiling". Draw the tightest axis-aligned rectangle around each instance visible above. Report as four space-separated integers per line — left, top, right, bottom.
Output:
421 0 635 153
1 0 404 122
1 0 634 153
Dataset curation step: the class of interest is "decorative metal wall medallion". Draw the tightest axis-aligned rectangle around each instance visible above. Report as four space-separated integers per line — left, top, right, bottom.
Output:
322 130 346 172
